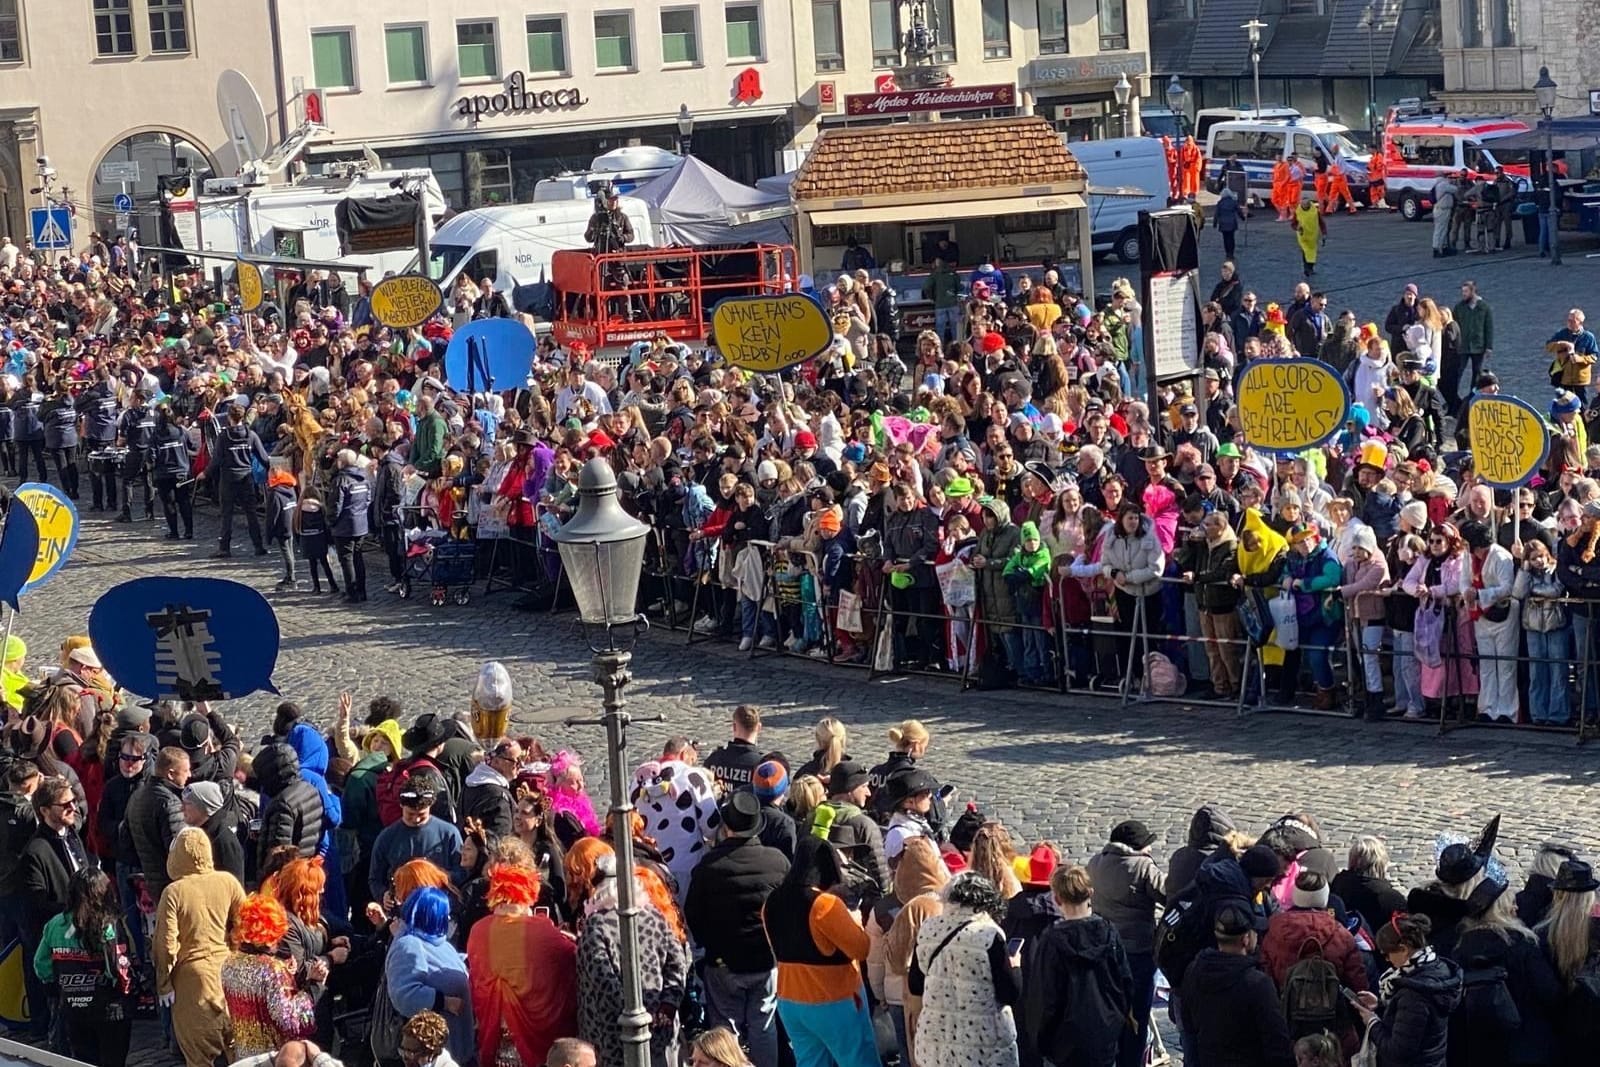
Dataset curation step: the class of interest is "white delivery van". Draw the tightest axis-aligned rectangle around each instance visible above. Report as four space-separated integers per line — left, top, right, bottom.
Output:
1203 118 1370 203
531 145 680 201
1067 136 1169 263
189 168 446 279
1193 106 1300 145
421 197 656 315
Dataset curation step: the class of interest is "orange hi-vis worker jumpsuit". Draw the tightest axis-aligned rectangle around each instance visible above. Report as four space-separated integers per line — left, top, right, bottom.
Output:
1162 136 1180 200
1367 152 1388 210
1271 159 1295 220
1178 137 1203 200
1322 149 1358 213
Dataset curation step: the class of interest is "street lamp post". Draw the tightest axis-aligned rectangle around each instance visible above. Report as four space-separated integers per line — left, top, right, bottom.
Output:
1113 72 1133 138
677 103 695 156
1534 66 1561 265
1364 3 1378 140
1165 74 1188 136
1243 20 1266 116
551 458 655 1067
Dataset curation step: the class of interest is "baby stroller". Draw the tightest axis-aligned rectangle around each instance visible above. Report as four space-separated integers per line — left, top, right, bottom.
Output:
399 529 477 605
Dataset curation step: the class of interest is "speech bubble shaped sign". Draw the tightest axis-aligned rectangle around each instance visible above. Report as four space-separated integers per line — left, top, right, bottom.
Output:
371 274 444 329
443 318 536 390
0 501 39 611
14 483 78 594
1235 359 1350 454
237 261 264 312
1467 395 1549 489
88 577 281 701
712 294 833 373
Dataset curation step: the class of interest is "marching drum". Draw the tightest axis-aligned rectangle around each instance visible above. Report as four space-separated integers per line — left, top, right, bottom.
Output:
87 447 129 475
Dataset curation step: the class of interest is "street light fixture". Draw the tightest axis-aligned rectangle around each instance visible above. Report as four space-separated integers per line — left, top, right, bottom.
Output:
1113 72 1133 138
1243 19 1267 117
1165 74 1187 136
1534 65 1561 265
676 103 695 156
551 457 655 1067
1363 3 1379 140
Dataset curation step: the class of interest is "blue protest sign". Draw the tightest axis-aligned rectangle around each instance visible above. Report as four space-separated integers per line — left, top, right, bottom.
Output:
0 501 38 611
88 577 281 701
443 318 535 391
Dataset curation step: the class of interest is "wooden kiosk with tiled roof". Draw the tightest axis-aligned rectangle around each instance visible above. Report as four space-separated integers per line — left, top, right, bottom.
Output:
790 115 1094 306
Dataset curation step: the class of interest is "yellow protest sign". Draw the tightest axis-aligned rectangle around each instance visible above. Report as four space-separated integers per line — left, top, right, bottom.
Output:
1235 358 1350 453
711 294 832 373
237 261 264 312
1467 395 1548 488
14 482 79 593
371 274 444 329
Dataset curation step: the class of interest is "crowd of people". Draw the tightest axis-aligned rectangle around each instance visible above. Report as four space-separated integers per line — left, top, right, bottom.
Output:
0 626 1597 1067
6 243 1600 726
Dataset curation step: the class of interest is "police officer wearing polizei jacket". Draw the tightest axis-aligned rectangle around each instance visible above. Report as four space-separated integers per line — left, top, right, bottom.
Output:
151 404 197 540
76 366 121 511
212 402 272 557
330 448 371 602
114 390 156 523
39 378 81 499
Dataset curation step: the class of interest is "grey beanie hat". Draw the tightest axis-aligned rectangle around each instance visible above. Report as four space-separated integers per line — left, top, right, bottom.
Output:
183 780 226 818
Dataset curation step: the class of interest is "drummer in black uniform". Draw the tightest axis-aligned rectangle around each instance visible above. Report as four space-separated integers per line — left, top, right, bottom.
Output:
150 403 196 540
39 378 80 499
114 390 156 522
76 366 121 512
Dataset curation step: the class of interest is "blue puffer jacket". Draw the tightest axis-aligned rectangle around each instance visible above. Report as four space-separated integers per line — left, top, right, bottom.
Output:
285 723 345 915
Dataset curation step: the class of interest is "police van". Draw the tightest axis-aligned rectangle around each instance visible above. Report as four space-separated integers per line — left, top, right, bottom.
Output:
1202 117 1371 204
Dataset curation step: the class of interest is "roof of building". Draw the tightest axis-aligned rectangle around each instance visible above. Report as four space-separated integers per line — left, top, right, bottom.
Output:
1258 16 1332 77
791 116 1084 204
1319 0 1401 78
1186 0 1265 76
1392 2 1443 77
1151 19 1197 76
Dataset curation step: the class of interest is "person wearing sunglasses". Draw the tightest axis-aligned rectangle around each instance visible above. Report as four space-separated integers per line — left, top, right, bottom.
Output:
17 775 90 1040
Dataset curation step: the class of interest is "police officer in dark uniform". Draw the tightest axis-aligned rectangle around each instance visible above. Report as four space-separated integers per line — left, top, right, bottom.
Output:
212 403 272 558
114 390 156 522
75 367 121 511
151 405 197 540
329 449 371 602
39 379 80 499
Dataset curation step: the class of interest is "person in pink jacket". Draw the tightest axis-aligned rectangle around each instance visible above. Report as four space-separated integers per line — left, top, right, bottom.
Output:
1340 526 1391 721
1401 522 1479 714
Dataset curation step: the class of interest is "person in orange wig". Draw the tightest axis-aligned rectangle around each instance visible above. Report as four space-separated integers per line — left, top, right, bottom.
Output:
220 894 318 1060
467 864 579 1067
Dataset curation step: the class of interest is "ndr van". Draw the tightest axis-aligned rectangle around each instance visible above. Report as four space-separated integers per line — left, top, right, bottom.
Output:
1066 136 1170 262
1202 118 1370 203
419 198 655 314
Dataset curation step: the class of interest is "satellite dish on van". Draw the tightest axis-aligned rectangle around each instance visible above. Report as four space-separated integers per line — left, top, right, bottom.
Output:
590 146 680 174
217 68 270 165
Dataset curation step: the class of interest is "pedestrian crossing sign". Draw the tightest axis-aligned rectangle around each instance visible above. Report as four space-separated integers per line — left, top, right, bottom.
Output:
30 205 72 251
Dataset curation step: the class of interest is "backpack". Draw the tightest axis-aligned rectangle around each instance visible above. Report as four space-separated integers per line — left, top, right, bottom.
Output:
1153 891 1210 986
1144 652 1185 697
1281 937 1344 1039
376 755 443 827
1455 957 1520 1042
808 800 881 906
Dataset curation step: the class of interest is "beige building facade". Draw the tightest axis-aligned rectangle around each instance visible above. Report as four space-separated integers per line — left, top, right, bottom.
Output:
0 0 278 250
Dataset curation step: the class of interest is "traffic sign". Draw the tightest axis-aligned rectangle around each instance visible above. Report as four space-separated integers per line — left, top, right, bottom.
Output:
30 206 72 251
98 160 141 184
113 193 133 212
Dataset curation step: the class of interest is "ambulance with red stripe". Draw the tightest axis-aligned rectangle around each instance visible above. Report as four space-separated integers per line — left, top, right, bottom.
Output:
1380 103 1532 220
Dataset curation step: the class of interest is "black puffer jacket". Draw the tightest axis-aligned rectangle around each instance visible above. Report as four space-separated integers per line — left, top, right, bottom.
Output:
1331 867 1408 937
1448 925 1561 1067
1404 885 1474 961
1373 954 1462 1067
684 836 788 973
125 777 186 900
255 742 323 869
1021 914 1135 1067
1179 948 1294 1067
1166 805 1236 903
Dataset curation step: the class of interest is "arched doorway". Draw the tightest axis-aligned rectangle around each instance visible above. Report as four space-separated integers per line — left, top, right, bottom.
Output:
91 129 215 250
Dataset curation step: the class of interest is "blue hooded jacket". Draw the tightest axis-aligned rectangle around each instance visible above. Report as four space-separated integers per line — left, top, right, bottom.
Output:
286 722 346 914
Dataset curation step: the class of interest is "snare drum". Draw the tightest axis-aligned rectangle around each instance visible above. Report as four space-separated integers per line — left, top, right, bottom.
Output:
88 447 129 475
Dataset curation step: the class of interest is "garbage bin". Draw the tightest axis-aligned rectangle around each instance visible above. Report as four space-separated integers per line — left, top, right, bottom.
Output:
1518 200 1541 245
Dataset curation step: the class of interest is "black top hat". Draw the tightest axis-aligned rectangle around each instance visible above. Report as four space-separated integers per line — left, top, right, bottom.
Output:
1554 858 1600 893
720 791 765 838
1437 814 1501 886
401 713 453 754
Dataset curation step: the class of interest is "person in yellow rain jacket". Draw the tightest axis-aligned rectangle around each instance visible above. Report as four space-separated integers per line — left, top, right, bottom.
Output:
2 635 26 711
1292 194 1328 278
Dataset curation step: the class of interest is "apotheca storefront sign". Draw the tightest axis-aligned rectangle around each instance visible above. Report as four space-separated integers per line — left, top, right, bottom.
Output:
455 72 586 124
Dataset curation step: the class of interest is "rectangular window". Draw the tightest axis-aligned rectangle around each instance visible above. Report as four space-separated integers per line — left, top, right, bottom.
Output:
384 25 428 84
1462 0 1484 47
1098 0 1128 50
93 0 134 56
981 0 1010 57
928 0 955 61
0 0 21 62
726 4 761 59
660 9 698 64
1493 0 1517 45
310 29 355 89
456 20 499 79
870 0 899 67
812 0 843 70
1037 0 1067 53
594 12 634 69
147 0 188 53
525 16 566 74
